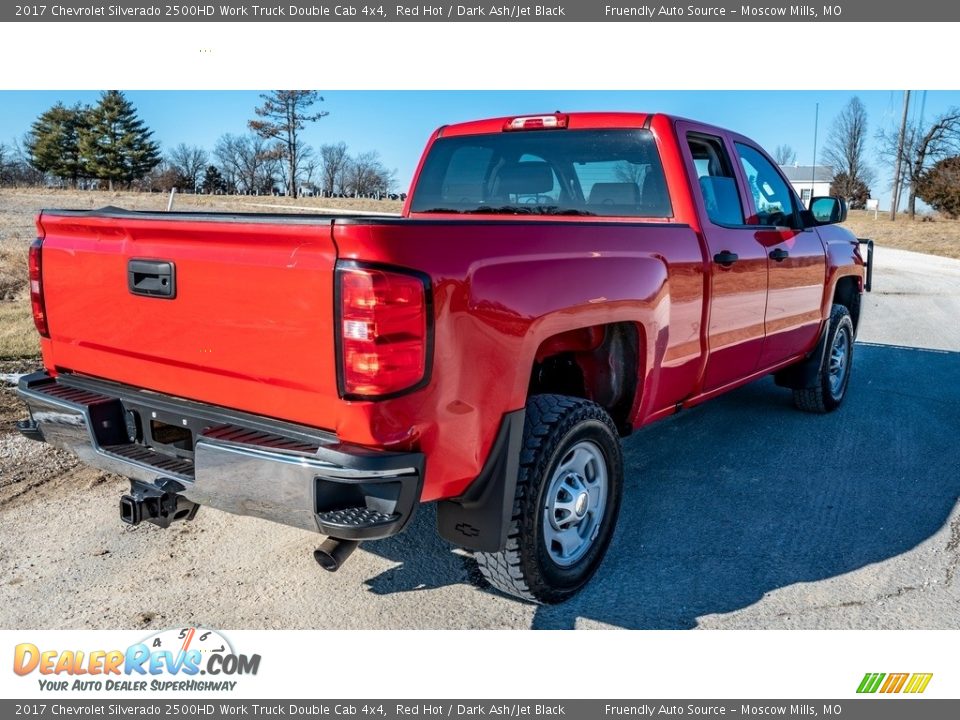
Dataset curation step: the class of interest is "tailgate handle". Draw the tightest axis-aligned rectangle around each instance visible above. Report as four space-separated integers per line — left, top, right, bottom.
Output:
128 259 176 299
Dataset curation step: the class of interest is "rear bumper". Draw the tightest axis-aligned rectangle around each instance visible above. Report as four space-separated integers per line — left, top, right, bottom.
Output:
16 371 424 540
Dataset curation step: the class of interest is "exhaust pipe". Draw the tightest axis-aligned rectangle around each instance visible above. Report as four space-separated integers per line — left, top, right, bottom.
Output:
314 538 360 572
120 479 199 529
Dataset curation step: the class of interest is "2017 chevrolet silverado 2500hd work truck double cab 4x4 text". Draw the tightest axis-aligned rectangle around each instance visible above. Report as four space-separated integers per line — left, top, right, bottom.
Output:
16 112 872 603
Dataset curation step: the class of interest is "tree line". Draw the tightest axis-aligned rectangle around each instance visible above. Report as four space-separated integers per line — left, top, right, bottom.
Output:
772 95 960 218
3 91 959 216
0 90 398 199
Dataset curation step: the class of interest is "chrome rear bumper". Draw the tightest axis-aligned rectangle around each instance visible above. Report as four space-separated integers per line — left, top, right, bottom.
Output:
16 372 424 540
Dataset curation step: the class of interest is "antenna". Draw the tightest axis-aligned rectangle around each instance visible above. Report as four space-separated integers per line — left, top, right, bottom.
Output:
810 103 819 207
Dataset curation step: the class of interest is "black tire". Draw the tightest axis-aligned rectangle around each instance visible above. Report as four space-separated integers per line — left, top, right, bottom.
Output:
793 304 854 413
475 394 623 604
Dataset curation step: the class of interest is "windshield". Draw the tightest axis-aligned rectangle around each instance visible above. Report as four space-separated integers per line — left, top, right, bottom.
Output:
409 129 672 218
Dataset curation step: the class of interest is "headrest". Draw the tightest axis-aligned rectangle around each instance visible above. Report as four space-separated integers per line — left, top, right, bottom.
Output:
496 161 554 195
588 182 641 206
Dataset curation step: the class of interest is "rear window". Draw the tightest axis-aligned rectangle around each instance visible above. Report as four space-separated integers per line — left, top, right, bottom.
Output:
410 129 671 218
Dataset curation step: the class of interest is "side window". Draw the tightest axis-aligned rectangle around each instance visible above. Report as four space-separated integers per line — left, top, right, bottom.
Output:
735 143 796 226
687 134 744 226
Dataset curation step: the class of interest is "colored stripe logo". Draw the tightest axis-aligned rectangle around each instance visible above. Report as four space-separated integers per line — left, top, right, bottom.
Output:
857 672 933 694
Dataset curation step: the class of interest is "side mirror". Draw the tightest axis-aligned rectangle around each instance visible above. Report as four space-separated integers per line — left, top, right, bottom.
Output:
808 196 847 225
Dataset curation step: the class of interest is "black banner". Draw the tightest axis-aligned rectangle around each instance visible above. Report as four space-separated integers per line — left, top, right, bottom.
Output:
3 0 958 22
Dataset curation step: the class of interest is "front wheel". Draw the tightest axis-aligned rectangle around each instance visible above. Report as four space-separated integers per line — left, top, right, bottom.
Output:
793 303 854 413
475 394 623 604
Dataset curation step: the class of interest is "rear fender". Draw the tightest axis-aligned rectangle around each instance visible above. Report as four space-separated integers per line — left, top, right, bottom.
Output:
437 255 666 552
467 254 667 413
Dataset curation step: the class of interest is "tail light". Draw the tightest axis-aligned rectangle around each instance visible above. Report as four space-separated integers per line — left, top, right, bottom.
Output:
29 238 50 338
336 262 432 399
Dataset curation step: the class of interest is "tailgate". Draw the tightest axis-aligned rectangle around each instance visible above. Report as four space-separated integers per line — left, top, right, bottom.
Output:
37 210 342 430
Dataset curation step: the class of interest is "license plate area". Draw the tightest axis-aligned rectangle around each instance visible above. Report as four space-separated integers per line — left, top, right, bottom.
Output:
120 402 210 461
149 419 193 451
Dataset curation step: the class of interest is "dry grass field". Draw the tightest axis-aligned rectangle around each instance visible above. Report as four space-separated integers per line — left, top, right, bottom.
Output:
0 189 957 360
843 209 960 260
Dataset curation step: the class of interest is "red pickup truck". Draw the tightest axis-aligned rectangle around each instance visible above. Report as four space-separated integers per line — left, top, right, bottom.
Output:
17 112 871 603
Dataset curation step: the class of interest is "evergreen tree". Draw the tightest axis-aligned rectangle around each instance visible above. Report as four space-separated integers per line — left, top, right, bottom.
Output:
829 171 871 210
201 165 227 194
80 91 160 190
916 155 960 218
26 102 88 186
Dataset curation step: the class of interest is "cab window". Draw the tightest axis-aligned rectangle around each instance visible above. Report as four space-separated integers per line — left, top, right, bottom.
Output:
735 143 796 227
687 134 744 226
410 129 672 217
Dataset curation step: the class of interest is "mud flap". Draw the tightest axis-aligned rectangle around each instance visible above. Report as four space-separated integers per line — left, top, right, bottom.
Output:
436 409 525 553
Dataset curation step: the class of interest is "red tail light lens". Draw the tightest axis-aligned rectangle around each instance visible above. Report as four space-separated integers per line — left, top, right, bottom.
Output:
503 114 569 131
336 263 431 398
29 238 50 338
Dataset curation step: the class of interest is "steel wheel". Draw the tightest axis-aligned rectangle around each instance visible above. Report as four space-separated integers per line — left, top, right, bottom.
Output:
542 440 608 567
475 395 623 603
792 304 855 413
828 323 851 396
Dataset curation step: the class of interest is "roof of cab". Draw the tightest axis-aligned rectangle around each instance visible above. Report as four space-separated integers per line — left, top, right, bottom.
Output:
436 111 751 150
438 112 658 137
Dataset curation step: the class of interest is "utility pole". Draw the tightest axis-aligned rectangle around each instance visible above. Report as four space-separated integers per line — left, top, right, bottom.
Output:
889 90 911 220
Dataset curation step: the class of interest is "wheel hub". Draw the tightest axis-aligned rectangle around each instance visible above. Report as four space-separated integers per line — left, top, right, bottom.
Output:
828 325 851 395
542 440 609 567
574 490 589 518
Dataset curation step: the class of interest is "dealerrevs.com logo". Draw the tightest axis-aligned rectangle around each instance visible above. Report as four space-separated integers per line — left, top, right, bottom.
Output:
13 627 260 692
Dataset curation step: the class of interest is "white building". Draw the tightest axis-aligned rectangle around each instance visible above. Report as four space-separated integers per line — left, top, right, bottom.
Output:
779 165 833 207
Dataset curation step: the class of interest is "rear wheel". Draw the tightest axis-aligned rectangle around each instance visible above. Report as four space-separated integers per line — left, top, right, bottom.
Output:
475 394 623 604
793 303 854 413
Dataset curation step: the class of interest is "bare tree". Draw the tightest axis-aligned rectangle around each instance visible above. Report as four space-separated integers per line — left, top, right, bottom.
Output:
336 157 353 195
345 150 396 197
823 97 875 200
214 134 279 194
879 108 960 219
272 142 319 196
248 91 328 198
773 144 797 166
167 143 208 192
0 142 24 187
11 135 45 186
320 142 350 195
299 148 321 195
138 159 179 193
